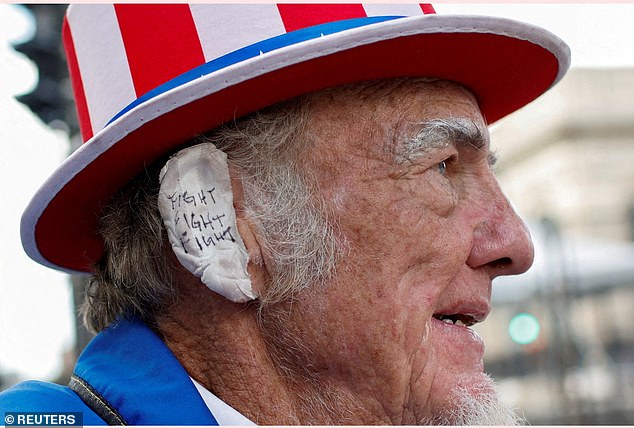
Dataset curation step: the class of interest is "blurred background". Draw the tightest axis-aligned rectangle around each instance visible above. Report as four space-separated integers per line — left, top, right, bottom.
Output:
1 3 633 424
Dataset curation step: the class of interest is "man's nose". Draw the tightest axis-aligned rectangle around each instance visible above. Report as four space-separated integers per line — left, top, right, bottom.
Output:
466 179 535 279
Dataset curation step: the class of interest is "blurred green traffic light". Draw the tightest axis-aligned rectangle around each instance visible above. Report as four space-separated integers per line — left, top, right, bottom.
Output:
509 312 540 345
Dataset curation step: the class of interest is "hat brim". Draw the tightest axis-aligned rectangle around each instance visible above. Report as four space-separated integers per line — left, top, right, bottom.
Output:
22 14 570 273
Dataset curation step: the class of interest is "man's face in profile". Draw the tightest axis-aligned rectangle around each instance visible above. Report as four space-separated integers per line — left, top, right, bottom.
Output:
259 79 535 424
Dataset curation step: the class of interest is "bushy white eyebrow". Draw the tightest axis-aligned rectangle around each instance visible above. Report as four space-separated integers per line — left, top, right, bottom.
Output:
394 118 488 164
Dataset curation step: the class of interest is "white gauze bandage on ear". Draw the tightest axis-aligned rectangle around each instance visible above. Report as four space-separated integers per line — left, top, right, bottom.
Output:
158 143 257 302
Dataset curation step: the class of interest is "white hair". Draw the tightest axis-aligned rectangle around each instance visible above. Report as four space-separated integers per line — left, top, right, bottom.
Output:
200 99 344 305
421 376 526 426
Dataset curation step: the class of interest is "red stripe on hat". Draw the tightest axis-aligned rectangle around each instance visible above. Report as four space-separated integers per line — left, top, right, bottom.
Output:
420 4 436 14
62 17 93 142
114 4 205 98
277 4 367 33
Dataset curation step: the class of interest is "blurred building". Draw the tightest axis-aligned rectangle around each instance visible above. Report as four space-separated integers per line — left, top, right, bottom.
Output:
479 68 634 424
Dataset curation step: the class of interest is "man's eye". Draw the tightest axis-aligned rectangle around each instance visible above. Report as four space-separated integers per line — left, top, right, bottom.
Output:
438 160 448 175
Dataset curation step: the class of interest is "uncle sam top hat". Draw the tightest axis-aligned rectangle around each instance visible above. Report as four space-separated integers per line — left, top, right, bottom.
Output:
21 3 570 274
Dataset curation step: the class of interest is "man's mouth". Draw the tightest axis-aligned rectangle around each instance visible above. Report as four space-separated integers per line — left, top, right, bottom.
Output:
430 303 490 365
431 311 487 365
432 313 483 328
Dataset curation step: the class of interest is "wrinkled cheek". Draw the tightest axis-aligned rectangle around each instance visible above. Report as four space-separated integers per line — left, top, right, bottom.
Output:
394 207 466 271
409 318 433 368
399 170 459 216
423 179 459 217
405 318 438 416
395 188 457 234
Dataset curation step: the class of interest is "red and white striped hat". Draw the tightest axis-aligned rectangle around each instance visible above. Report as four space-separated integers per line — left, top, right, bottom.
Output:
22 3 570 273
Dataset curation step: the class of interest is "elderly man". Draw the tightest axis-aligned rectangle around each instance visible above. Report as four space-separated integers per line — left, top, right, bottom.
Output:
1 3 569 425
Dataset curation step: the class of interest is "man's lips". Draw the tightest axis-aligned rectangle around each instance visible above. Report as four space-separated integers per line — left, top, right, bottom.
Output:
430 316 486 369
432 299 490 327
429 300 490 366
432 313 480 327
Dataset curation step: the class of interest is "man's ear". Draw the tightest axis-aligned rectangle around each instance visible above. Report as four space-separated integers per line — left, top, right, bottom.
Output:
228 163 269 298
158 143 256 302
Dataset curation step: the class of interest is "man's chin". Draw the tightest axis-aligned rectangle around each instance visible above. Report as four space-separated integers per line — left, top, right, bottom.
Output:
422 375 525 426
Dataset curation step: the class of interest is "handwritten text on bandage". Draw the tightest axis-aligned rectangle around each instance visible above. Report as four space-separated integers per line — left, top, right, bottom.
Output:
165 188 237 254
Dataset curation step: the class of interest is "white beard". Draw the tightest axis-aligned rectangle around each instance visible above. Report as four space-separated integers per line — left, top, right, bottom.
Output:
421 375 526 426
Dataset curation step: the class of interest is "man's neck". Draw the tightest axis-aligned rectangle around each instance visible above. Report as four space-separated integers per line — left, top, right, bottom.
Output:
156 275 386 425
157 285 302 424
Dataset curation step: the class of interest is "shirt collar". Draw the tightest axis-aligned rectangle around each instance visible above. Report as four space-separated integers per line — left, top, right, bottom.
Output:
190 378 256 426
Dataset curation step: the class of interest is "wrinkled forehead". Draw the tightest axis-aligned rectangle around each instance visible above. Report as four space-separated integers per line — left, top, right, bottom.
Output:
304 78 488 160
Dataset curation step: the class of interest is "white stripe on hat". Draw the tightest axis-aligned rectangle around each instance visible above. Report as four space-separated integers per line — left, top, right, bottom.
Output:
363 4 426 17
67 4 136 133
190 4 286 63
